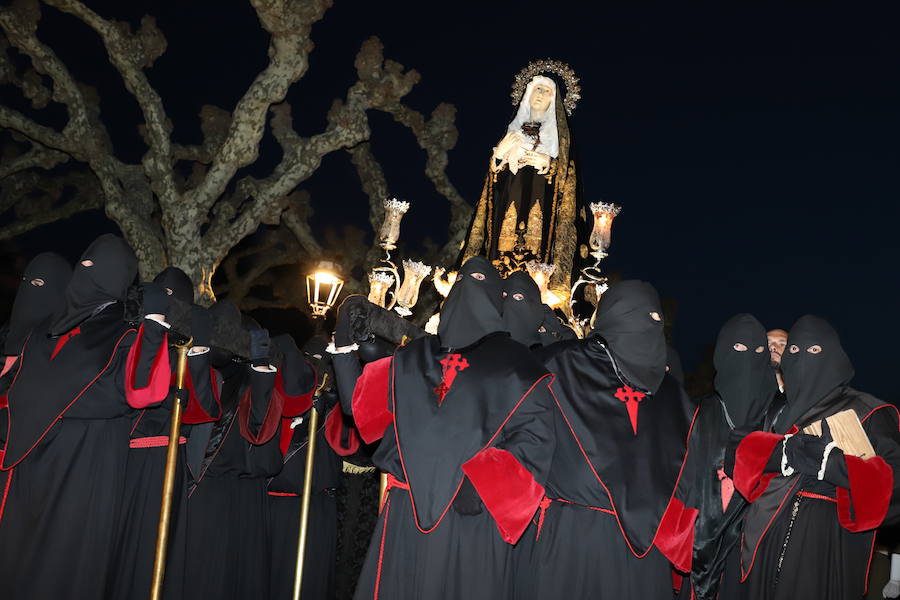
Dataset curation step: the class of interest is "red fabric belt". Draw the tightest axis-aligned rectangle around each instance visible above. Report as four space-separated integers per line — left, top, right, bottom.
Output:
798 491 837 503
536 496 615 540
129 435 187 448
267 491 299 497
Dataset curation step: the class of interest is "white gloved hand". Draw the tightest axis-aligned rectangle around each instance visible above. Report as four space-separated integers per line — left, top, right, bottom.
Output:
885 554 900 598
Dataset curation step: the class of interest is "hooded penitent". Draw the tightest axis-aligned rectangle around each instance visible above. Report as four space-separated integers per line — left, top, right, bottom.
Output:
775 315 854 433
153 266 194 304
4 252 71 356
683 314 777 600
4 235 140 468
388 256 550 532
50 234 137 336
591 280 667 394
540 279 696 566
714 314 777 429
437 256 504 350
502 271 545 348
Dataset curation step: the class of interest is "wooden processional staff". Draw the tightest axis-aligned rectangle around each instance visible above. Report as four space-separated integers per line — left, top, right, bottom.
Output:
150 339 191 600
292 373 330 600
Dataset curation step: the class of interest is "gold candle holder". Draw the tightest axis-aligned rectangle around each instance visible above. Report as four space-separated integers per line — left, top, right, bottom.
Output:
367 271 395 308
379 198 411 251
394 260 432 317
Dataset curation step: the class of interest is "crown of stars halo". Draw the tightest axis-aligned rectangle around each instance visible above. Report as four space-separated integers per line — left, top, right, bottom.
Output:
511 59 581 116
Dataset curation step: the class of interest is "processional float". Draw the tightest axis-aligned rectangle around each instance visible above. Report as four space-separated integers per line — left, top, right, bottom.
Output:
149 59 626 600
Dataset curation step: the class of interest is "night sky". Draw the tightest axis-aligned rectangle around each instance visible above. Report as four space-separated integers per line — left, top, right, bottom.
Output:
4 2 900 398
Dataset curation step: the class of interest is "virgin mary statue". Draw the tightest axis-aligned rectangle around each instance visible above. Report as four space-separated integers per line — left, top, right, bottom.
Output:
460 60 585 297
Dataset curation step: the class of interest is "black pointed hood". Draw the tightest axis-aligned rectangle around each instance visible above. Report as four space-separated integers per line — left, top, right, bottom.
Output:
713 314 776 429
437 256 504 350
153 266 194 304
590 280 666 394
5 252 71 355
776 315 854 433
502 271 544 347
50 234 137 336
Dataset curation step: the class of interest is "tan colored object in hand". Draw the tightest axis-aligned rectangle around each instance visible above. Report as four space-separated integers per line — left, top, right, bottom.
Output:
803 409 876 459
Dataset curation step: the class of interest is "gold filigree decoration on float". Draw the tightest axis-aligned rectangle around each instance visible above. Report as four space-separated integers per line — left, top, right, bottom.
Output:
511 59 581 115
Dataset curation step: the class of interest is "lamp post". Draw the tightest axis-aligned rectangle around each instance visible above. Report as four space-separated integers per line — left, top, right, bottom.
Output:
306 260 344 318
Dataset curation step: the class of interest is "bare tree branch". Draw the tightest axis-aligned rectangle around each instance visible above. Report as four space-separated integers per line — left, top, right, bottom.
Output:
44 0 177 209
0 139 68 179
185 0 332 213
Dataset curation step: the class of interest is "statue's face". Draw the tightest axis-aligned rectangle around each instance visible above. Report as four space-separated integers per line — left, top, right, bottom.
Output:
529 84 553 113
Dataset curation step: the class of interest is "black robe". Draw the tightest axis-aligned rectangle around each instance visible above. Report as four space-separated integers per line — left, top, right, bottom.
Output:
732 387 900 600
677 394 758 600
268 417 342 600
110 343 221 600
184 360 283 600
347 333 555 600
0 308 170 599
265 358 340 600
525 337 697 600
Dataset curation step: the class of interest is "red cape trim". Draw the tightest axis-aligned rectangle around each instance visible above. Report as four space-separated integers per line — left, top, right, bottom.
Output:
125 323 171 409
182 366 223 424
324 406 361 457
276 364 317 417
462 447 545 544
352 357 394 444
733 431 784 502
655 495 699 572
238 378 283 445
550 385 700 559
837 454 893 532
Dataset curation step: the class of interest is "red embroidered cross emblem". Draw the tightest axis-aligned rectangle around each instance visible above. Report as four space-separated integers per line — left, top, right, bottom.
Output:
434 353 469 405
614 385 646 435
51 326 81 360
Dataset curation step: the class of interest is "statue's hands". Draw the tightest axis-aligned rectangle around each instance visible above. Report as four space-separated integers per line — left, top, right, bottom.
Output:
523 150 551 174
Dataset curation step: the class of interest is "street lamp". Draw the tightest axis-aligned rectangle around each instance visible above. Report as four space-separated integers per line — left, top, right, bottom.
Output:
306 261 344 317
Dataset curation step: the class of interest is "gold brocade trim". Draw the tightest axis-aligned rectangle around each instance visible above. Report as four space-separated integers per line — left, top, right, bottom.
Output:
497 202 518 253
342 461 376 474
525 202 543 254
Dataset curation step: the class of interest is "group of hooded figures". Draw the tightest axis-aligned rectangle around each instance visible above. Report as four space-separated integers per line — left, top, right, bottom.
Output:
0 235 342 600
0 236 897 600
